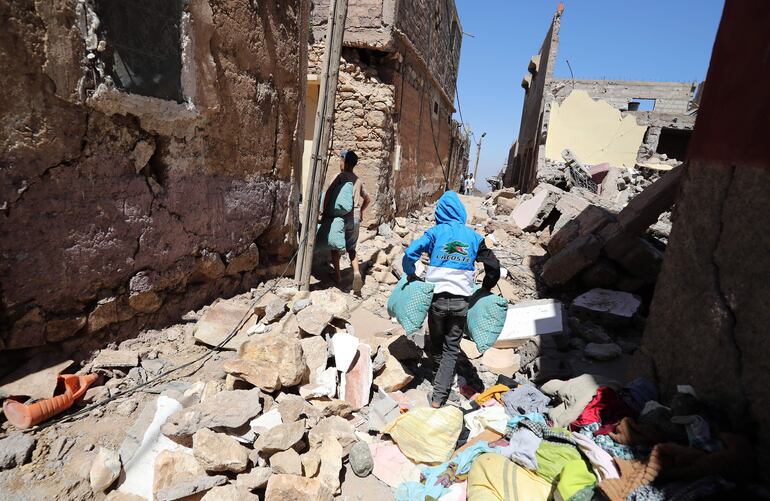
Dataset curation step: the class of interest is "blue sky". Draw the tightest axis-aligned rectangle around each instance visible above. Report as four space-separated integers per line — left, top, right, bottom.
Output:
454 0 725 188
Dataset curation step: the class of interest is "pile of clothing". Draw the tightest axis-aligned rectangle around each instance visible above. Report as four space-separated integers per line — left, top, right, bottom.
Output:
376 375 755 501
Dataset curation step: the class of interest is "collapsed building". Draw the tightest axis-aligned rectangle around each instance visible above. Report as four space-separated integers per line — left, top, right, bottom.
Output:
0 1 311 356
503 6 698 207
308 0 470 225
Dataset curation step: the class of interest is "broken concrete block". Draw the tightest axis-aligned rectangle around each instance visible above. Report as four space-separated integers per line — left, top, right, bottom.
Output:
460 338 482 359
301 337 329 382
317 437 343 494
201 484 259 500
253 420 306 456
481 348 521 377
264 474 333 501
331 332 360 372
373 353 413 392
584 343 623 361
301 451 320 477
300 368 337 399
93 349 139 369
494 299 565 349
571 288 641 325
276 394 311 423
367 390 401 432
510 184 562 231
542 234 603 287
262 299 288 324
161 389 262 441
155 475 228 501
153 449 208 498
193 428 250 473
339 344 372 410
194 300 255 350
552 191 591 232
308 416 356 455
270 449 302 476
239 408 283 443
307 398 354 418
90 447 121 492
236 467 273 491
548 205 615 256
223 333 306 392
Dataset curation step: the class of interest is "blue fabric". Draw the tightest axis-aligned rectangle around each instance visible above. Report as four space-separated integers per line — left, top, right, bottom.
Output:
502 385 551 416
315 183 355 252
507 412 547 430
326 181 354 216
394 441 496 501
466 288 508 353
316 217 346 252
403 192 484 276
387 275 435 334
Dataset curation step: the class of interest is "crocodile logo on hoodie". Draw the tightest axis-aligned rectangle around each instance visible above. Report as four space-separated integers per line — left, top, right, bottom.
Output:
442 240 469 256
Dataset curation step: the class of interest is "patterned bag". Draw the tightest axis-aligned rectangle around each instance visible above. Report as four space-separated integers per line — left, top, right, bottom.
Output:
387 275 435 334
466 289 508 353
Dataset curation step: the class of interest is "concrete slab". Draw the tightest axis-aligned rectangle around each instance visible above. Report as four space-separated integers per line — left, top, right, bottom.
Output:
571 288 641 324
494 299 565 349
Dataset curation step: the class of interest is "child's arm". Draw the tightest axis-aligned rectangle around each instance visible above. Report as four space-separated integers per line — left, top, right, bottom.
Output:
402 230 434 278
476 240 501 291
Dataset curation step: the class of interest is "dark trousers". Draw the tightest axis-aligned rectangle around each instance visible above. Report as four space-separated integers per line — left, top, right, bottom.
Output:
427 293 469 405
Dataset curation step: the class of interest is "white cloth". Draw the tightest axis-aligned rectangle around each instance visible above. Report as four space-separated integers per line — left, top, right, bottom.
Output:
572 431 620 481
464 405 509 439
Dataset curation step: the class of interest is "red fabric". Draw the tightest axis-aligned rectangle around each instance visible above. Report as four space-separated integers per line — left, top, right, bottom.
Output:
569 386 635 432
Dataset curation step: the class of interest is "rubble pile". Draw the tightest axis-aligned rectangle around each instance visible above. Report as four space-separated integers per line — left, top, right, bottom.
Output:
484 163 682 294
0 193 756 500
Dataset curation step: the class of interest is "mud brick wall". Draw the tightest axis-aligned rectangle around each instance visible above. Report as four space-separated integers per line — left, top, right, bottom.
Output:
637 0 770 479
0 0 309 356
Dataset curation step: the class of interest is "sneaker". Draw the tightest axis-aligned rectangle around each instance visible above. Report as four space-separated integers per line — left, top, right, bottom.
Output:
352 272 363 294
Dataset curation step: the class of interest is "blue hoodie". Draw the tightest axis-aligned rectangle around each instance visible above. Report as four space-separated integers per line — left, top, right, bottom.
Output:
403 192 499 296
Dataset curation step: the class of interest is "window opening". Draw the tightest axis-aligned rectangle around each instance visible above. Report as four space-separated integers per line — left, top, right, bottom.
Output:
96 0 185 102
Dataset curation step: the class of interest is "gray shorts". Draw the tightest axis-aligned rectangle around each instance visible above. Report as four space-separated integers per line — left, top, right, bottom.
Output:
344 217 360 252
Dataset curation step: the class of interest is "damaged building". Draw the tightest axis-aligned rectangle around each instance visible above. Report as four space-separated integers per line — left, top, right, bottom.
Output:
503 6 698 208
0 1 310 355
308 0 470 225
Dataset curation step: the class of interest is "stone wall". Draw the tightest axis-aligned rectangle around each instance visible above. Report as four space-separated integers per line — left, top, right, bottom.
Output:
0 0 309 356
637 0 770 478
308 0 467 223
310 0 396 49
309 44 398 227
507 7 562 193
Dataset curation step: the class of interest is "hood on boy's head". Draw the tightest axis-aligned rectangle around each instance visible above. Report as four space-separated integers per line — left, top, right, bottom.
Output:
435 191 467 224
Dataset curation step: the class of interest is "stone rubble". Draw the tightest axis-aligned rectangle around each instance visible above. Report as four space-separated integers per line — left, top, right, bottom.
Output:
0 193 663 499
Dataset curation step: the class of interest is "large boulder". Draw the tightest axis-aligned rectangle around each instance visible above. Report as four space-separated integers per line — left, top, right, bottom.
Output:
223 333 307 392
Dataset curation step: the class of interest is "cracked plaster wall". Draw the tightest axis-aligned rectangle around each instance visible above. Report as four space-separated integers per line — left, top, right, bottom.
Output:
638 0 770 478
0 0 310 357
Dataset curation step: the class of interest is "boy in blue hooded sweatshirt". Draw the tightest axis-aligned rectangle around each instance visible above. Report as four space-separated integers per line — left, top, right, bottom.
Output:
402 191 500 408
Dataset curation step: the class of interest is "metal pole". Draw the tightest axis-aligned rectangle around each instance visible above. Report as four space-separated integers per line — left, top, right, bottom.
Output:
472 132 486 189
295 0 348 291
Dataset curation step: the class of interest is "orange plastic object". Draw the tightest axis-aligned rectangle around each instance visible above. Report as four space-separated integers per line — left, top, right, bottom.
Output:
2 374 98 430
